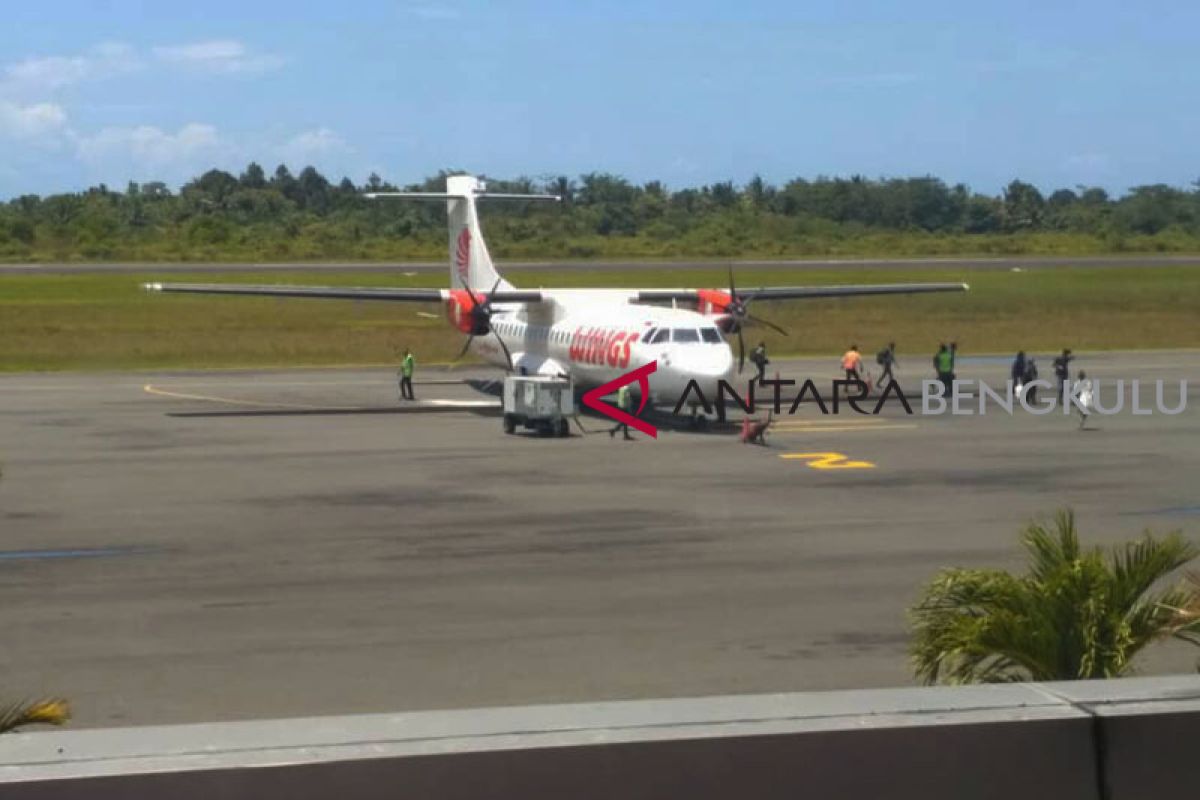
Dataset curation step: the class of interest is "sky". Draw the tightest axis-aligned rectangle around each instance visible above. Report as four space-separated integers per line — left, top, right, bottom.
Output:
1 0 1198 199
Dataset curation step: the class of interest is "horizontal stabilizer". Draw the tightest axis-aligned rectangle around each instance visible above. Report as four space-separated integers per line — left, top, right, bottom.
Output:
365 192 559 202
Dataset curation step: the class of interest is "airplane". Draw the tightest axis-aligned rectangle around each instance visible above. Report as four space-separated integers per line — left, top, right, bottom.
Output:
144 174 968 411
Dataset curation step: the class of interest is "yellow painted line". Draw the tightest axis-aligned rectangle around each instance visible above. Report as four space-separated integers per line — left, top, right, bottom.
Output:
143 384 325 410
422 399 500 408
769 417 892 426
779 451 876 469
773 423 918 433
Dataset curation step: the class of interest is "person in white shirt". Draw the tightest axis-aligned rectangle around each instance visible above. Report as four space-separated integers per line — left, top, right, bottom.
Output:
1072 370 1093 429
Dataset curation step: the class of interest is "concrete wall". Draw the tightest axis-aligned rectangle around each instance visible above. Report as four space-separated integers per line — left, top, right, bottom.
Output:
3 676 1198 799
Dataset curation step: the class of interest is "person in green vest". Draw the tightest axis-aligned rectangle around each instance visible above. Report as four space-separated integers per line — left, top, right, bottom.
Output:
933 342 955 397
608 383 634 440
399 348 416 401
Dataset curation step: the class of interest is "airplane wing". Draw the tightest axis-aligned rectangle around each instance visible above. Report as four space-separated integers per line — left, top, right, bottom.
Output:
142 283 544 303
635 282 968 303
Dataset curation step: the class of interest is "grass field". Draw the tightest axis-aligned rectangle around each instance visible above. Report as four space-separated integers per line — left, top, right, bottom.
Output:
2 265 1199 372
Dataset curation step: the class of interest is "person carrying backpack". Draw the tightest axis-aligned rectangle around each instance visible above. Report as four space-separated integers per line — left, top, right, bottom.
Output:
1023 357 1039 404
749 341 769 383
1011 351 1027 397
1053 348 1074 402
876 342 897 389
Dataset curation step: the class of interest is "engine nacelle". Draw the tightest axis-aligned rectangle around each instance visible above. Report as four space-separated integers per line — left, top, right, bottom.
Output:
445 289 491 335
695 289 741 332
695 289 733 315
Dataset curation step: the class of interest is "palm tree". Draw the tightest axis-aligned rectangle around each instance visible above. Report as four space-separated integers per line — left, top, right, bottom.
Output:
910 510 1200 684
0 698 69 733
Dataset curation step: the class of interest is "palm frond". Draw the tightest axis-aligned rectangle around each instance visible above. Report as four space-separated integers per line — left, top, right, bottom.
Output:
1110 531 1197 610
0 698 70 733
1022 509 1084 582
910 509 1200 685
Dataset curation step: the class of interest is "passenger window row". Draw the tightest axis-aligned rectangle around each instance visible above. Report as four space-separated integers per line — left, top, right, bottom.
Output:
644 327 724 345
493 325 721 345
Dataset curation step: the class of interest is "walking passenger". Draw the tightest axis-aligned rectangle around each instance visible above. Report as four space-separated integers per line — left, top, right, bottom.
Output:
1053 348 1074 402
750 341 769 384
842 344 863 382
399 348 416 401
1023 357 1039 404
1011 350 1027 396
1073 370 1093 429
877 342 897 389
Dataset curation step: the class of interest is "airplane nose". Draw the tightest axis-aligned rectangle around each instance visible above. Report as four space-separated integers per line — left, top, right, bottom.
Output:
689 345 735 382
651 346 736 402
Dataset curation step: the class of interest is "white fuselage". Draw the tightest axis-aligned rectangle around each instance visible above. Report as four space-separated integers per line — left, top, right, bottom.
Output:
466 289 736 403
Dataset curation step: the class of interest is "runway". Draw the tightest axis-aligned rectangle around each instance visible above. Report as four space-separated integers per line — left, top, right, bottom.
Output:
3 254 1200 274
1 353 1197 727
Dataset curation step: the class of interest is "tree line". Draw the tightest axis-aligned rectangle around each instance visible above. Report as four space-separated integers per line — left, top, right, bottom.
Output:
3 165 1200 261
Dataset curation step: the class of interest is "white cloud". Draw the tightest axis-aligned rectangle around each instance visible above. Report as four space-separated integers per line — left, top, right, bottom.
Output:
280 127 349 164
153 40 284 74
2 43 140 94
76 123 226 170
6 57 89 91
0 101 68 139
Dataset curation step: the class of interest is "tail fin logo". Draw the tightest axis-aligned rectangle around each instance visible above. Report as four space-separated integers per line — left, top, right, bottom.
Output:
455 227 471 283
581 361 658 438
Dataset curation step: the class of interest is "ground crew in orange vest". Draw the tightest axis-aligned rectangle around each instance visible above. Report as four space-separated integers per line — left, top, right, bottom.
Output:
841 345 863 382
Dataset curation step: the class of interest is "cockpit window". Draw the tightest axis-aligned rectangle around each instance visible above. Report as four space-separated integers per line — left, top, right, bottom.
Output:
650 328 671 344
672 328 700 343
701 328 722 343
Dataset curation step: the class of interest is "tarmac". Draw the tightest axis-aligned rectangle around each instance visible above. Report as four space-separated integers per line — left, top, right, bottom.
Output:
1 352 1197 727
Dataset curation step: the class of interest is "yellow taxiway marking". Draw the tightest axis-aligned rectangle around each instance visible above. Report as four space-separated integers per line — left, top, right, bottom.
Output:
773 422 917 433
779 452 876 469
770 417 891 426
143 384 325 410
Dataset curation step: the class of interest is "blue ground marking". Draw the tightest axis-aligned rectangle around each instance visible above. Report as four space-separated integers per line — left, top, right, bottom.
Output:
0 546 143 562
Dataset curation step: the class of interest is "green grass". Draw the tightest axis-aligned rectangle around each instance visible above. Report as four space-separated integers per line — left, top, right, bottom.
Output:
6 228 1200 263
2 265 1199 372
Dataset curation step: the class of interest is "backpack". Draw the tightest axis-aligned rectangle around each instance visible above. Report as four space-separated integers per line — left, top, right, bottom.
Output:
876 350 887 365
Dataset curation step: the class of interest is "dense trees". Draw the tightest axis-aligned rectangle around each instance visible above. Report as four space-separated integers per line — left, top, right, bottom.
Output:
2 167 1199 261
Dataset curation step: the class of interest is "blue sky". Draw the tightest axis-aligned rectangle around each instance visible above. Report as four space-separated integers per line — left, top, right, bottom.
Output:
1 0 1197 198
